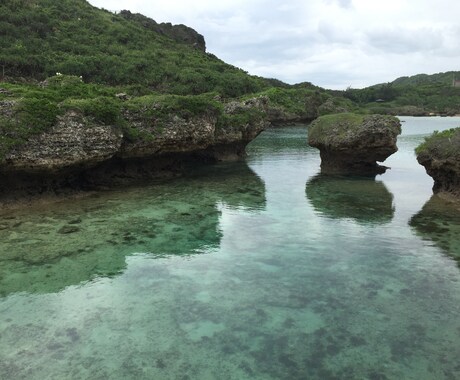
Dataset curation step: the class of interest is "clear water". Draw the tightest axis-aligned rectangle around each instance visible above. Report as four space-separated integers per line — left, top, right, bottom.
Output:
1 117 460 380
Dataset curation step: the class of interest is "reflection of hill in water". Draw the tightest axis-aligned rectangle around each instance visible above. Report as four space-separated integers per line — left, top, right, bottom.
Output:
306 174 394 224
410 195 460 265
0 161 265 296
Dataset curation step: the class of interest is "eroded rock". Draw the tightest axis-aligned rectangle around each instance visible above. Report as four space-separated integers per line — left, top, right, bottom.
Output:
308 113 401 175
2 111 123 173
416 128 460 198
0 96 268 200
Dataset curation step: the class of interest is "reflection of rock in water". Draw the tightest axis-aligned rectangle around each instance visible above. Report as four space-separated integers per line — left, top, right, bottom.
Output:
409 195 460 264
306 174 394 224
188 161 266 211
0 161 265 296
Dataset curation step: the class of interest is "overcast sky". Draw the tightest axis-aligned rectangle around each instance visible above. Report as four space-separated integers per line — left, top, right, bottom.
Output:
88 0 460 89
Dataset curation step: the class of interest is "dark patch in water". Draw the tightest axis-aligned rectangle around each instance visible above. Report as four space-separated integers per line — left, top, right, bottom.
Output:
349 335 367 347
155 358 166 369
47 342 64 351
368 371 389 380
58 226 80 234
66 328 80 343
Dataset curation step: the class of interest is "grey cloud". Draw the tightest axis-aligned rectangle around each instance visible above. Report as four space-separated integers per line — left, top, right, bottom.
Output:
366 27 444 54
317 21 355 44
208 33 316 66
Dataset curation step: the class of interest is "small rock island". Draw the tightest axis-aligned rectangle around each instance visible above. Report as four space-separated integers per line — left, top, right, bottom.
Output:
308 113 401 175
416 128 460 198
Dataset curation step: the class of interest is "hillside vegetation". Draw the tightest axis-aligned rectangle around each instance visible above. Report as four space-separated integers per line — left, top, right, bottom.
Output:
0 0 270 97
343 71 460 116
0 0 348 118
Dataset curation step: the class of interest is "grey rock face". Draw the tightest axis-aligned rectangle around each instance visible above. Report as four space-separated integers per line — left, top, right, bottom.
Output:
3 111 123 173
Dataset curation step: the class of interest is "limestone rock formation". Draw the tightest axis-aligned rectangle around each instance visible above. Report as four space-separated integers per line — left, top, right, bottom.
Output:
0 96 268 198
120 97 269 161
416 128 460 198
2 111 123 173
119 10 206 51
308 113 401 174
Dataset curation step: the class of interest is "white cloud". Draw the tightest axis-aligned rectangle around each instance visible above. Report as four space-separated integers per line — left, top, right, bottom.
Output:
88 0 460 89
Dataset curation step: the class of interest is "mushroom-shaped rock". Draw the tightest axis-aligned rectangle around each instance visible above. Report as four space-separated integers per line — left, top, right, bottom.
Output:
416 128 460 198
308 113 401 175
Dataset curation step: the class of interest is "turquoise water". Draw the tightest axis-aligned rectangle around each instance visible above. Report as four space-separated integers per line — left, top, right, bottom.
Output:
1 117 460 379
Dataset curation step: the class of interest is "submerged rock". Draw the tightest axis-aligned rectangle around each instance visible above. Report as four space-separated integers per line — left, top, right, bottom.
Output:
0 160 265 296
415 128 460 198
308 113 401 174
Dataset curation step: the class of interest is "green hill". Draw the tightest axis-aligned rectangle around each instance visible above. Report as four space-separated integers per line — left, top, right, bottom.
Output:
343 71 460 116
391 71 460 87
0 0 270 97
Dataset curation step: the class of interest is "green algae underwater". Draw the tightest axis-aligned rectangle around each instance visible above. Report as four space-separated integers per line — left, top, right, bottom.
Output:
1 118 460 380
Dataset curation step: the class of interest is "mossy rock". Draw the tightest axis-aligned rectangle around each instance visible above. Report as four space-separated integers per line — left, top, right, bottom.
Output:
308 113 401 175
416 128 460 196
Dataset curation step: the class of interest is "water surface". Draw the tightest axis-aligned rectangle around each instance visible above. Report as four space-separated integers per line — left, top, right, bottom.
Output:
1 117 460 379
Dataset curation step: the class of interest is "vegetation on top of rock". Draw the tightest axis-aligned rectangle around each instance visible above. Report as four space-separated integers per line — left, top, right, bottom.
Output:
307 113 365 144
0 75 121 158
415 127 460 197
241 87 356 124
415 128 460 158
0 75 270 159
308 113 401 175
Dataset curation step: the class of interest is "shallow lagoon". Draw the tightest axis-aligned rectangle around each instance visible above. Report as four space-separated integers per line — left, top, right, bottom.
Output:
1 117 460 379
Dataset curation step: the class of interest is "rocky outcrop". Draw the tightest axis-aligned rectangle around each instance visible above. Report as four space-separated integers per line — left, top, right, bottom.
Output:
416 128 460 198
0 96 268 199
308 113 401 175
120 97 268 161
119 10 206 51
2 111 123 173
